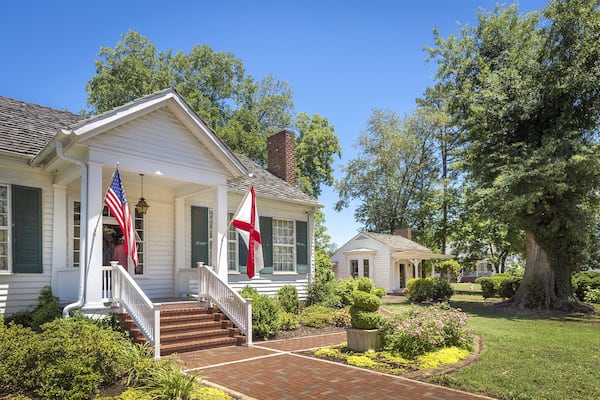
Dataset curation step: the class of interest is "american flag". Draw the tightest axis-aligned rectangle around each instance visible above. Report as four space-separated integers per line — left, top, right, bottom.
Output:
105 168 138 267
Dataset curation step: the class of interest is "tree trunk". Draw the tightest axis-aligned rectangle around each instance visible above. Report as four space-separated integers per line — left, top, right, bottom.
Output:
511 232 592 312
513 232 556 309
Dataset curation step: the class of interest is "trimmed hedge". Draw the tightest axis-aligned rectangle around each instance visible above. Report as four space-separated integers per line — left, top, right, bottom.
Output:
572 271 600 301
406 277 453 303
476 274 521 299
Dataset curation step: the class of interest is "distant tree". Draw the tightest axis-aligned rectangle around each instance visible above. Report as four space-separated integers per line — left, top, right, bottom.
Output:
428 1 600 310
295 112 341 198
86 30 342 199
86 30 172 114
335 109 438 241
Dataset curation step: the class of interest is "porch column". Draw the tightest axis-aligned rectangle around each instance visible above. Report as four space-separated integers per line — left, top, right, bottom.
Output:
212 185 228 281
82 161 104 311
411 258 420 279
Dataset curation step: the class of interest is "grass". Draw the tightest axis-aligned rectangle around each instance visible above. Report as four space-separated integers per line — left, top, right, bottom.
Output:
382 294 600 400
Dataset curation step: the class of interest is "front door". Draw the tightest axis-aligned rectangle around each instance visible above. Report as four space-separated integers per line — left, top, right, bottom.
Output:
399 263 406 288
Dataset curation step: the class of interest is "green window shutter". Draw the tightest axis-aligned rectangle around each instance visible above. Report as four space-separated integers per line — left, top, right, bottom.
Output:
238 235 247 274
296 220 308 274
260 216 273 274
191 206 209 267
12 185 42 273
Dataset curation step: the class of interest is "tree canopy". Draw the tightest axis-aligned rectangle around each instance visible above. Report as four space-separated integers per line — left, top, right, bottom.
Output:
428 0 600 309
86 30 341 199
335 108 439 242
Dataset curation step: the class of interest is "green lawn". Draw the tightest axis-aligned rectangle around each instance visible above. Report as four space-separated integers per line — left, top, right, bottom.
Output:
382 294 600 400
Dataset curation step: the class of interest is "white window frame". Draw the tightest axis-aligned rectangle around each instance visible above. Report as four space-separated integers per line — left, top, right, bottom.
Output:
0 184 12 274
69 198 81 268
273 218 295 273
227 212 239 273
350 259 359 278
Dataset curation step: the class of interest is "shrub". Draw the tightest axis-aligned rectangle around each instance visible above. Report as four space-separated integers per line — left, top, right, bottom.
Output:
251 294 281 339
277 285 299 314
299 305 333 328
372 287 386 298
238 285 259 299
280 312 300 331
352 290 381 312
383 305 473 359
348 307 383 330
0 314 134 399
476 277 496 298
330 308 351 327
305 280 340 308
431 278 454 302
349 282 383 329
584 287 600 304
4 286 62 331
406 278 453 302
572 271 600 301
499 276 522 299
356 277 374 293
335 277 358 307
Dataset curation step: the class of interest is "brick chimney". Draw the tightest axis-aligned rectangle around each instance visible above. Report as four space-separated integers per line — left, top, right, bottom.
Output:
394 228 412 240
267 129 296 185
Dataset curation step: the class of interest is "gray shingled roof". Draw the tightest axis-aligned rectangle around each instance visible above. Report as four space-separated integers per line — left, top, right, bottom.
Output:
230 154 320 207
0 96 84 158
0 94 320 208
363 232 431 252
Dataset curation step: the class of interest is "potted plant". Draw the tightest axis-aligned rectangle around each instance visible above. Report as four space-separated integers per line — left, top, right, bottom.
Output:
346 278 384 352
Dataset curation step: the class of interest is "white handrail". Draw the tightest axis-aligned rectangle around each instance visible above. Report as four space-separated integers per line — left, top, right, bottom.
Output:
103 262 161 358
197 263 253 346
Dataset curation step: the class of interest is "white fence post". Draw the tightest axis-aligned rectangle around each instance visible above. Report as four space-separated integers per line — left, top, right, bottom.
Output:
153 305 161 359
246 298 253 347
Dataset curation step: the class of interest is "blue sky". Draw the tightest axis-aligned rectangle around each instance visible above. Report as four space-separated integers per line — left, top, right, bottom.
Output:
1 0 548 248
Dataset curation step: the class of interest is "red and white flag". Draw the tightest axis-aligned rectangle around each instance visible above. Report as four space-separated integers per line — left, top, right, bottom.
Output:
232 186 263 279
104 168 138 268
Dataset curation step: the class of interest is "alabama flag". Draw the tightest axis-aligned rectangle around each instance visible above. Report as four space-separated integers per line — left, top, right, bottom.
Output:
232 186 263 279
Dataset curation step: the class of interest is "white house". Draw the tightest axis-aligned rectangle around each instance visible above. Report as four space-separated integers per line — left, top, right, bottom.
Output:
331 230 452 293
0 89 320 318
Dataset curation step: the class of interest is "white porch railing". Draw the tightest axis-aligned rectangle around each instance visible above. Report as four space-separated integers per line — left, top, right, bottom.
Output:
197 263 253 346
102 262 161 358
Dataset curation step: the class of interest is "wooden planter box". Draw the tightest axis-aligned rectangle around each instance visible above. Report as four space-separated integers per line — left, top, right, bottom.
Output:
346 327 382 352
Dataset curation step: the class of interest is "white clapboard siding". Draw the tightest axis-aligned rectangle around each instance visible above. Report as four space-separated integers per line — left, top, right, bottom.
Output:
0 164 55 315
229 279 309 300
135 200 175 299
87 108 224 175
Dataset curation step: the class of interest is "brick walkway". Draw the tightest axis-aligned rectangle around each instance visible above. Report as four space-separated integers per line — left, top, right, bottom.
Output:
177 333 495 400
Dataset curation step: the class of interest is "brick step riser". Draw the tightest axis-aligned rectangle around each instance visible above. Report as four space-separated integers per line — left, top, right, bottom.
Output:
117 306 243 353
161 338 240 356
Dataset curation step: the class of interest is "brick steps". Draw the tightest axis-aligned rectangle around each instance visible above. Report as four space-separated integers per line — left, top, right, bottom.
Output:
117 301 245 356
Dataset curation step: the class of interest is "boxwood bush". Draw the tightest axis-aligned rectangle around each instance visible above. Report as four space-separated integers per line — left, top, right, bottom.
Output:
0 314 133 400
406 277 453 303
277 285 299 314
572 271 600 301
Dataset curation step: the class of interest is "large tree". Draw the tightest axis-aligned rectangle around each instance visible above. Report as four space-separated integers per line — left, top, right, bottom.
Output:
428 0 600 310
335 108 438 240
86 30 341 199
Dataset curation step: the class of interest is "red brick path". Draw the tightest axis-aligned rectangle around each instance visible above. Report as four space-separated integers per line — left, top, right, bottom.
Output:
177 333 496 400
